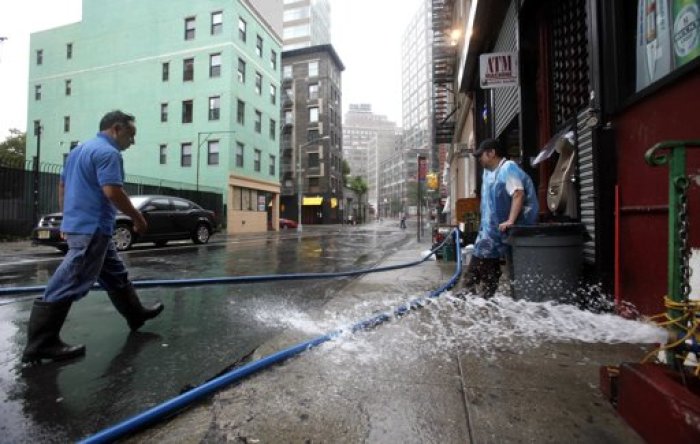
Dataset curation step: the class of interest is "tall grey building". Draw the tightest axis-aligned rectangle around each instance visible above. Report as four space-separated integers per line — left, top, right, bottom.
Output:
401 0 434 169
281 44 344 225
342 104 398 212
282 0 331 51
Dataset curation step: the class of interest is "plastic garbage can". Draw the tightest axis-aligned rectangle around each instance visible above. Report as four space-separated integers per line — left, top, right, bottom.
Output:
507 223 585 302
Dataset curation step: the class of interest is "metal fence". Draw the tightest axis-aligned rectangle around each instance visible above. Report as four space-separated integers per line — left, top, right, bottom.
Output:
0 157 224 237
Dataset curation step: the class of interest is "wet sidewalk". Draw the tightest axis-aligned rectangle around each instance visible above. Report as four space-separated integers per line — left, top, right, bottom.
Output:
126 231 659 443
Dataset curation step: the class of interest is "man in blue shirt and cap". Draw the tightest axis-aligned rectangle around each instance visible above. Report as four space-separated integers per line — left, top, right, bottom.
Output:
463 138 539 298
22 110 164 364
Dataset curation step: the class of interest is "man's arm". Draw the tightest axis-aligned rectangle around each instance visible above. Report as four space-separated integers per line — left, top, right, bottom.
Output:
102 185 148 234
499 189 524 232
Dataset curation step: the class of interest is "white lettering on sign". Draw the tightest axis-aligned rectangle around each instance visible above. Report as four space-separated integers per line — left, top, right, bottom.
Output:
479 52 519 88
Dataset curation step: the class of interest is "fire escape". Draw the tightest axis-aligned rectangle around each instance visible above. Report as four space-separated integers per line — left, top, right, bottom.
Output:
431 0 456 146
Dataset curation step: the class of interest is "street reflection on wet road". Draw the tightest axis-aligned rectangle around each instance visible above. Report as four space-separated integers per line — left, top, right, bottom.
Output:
0 228 410 442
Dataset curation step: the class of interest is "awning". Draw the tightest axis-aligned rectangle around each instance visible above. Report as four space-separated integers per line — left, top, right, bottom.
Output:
303 196 323 206
330 197 338 208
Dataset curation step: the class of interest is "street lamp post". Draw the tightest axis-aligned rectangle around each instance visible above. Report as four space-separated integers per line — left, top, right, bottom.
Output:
297 135 330 233
196 131 236 192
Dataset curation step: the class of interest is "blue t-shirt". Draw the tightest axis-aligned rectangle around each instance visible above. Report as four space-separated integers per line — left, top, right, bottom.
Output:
60 133 124 235
473 159 538 259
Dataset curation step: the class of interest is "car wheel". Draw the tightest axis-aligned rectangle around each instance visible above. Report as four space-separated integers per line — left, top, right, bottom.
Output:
154 240 168 248
192 223 211 244
56 245 69 254
113 224 134 251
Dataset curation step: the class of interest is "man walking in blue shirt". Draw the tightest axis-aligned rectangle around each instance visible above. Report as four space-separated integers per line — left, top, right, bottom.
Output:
463 138 539 298
22 110 164 364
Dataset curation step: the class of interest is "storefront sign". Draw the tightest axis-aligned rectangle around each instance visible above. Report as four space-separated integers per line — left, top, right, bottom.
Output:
479 52 518 88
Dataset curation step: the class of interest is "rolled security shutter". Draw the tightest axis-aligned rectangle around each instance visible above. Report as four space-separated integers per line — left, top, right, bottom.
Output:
577 110 595 264
493 0 519 137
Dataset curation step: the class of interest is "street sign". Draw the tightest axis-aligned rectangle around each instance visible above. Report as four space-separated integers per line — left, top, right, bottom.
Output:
418 156 427 182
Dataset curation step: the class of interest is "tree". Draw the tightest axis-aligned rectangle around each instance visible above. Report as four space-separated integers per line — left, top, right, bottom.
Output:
341 159 351 185
348 176 368 223
0 129 26 164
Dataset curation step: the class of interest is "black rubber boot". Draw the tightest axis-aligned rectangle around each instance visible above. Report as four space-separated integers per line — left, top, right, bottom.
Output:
108 284 164 331
22 299 86 364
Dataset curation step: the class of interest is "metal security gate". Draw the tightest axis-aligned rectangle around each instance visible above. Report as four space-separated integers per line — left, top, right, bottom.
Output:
493 0 519 137
576 110 595 264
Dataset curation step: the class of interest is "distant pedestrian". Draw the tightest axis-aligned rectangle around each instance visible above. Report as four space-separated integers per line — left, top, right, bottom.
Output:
400 212 407 229
463 138 538 298
22 110 164 364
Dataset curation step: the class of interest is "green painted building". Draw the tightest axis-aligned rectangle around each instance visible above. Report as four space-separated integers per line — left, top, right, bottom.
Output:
26 0 283 233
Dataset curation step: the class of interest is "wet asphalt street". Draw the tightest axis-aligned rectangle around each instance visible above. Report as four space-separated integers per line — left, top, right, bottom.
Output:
0 224 412 442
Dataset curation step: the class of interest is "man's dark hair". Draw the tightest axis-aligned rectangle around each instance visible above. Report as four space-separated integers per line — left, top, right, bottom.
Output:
475 138 508 158
99 110 135 131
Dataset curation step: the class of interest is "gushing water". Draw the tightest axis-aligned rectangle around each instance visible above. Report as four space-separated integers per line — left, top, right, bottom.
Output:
250 289 666 364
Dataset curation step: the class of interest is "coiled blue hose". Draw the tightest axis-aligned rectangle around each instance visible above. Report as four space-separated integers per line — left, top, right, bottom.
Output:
79 230 462 443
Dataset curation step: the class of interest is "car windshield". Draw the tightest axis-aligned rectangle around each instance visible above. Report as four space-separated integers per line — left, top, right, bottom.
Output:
130 196 149 209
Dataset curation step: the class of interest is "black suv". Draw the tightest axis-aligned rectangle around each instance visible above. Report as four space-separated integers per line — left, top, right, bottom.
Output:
32 195 218 253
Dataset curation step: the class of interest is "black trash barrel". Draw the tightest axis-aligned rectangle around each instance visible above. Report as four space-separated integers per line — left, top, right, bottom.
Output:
507 223 585 302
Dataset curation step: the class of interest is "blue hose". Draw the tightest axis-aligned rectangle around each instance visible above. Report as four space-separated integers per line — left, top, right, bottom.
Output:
80 230 463 443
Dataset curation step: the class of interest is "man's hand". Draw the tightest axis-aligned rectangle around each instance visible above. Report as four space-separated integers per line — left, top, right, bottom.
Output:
132 212 148 234
498 220 515 232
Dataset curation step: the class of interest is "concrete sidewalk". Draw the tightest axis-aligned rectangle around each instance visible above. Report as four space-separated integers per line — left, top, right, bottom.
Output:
128 235 651 443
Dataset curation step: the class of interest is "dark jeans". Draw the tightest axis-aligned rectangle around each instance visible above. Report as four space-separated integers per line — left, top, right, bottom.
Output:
463 256 502 298
43 231 130 302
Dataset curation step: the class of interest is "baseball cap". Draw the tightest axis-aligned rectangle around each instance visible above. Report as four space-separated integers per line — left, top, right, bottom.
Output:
472 138 500 157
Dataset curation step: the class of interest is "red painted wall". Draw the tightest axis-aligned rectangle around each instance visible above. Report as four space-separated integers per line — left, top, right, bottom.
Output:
615 72 700 315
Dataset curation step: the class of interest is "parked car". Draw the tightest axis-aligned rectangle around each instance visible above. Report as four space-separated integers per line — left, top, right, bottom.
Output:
279 218 298 229
31 195 218 253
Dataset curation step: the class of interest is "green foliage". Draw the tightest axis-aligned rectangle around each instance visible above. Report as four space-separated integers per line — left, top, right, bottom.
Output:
342 159 351 180
0 129 26 162
348 176 368 197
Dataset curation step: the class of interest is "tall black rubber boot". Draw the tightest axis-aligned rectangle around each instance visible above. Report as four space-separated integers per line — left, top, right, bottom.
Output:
22 299 86 364
108 284 164 331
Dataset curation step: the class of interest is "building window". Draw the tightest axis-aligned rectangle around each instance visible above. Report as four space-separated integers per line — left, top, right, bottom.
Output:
183 58 194 81
271 50 277 70
254 110 262 133
308 152 320 168
207 140 219 165
283 65 292 79
237 100 245 124
236 142 244 167
209 53 221 77
308 61 318 77
308 177 320 189
63 116 70 133
309 107 319 123
66 43 73 59
159 144 167 164
181 143 192 167
208 96 220 121
162 62 170 81
70 141 79 149
34 85 41 101
308 83 318 100
307 129 319 142
255 72 262 95
182 100 193 123
211 11 222 35
33 120 41 136
269 118 276 140
238 18 247 42
270 84 277 104
254 149 261 172
184 17 196 40
36 50 43 65
161 103 168 122
284 110 293 125
237 58 246 83
65 79 72 96
269 154 276 175
256 35 263 57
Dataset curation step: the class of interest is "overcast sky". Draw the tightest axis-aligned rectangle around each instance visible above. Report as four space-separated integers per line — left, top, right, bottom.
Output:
0 0 421 138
